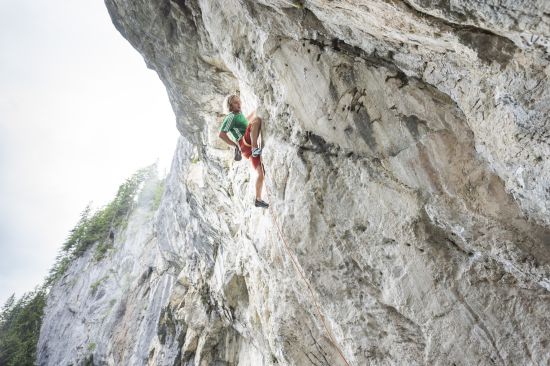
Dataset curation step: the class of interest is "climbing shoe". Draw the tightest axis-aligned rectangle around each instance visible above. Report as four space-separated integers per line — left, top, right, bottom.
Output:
252 147 262 157
254 198 269 208
234 146 242 161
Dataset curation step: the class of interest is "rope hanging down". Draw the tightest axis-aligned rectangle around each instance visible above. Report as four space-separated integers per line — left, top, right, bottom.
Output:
260 160 352 366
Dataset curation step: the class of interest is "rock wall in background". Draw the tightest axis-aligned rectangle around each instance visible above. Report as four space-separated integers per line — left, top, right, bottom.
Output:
38 1 550 365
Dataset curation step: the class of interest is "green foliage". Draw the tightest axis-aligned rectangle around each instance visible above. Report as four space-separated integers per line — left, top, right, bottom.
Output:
44 164 158 287
0 287 47 366
61 203 92 253
0 163 161 366
93 238 113 263
43 254 72 288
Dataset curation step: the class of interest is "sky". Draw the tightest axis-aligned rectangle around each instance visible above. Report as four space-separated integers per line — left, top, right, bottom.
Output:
0 1 179 306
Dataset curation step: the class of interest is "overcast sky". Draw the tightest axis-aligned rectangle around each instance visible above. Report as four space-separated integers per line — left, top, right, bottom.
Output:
0 1 179 306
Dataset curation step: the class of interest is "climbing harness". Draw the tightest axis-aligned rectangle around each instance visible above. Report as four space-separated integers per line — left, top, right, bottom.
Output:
260 160 352 366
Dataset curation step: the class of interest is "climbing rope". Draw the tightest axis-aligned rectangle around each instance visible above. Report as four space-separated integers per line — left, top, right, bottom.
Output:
260 160 352 366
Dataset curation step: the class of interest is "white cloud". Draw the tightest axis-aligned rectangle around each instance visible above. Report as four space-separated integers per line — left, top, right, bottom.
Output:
0 0 179 305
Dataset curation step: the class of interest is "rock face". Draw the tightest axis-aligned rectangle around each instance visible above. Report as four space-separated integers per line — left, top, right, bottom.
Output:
37 1 550 365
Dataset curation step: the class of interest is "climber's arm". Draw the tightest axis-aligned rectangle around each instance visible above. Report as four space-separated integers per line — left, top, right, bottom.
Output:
219 131 239 149
219 114 239 149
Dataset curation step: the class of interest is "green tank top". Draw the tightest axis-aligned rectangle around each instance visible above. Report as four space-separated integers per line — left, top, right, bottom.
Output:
219 112 248 141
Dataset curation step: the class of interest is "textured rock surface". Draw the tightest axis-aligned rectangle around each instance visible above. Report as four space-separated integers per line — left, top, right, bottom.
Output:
38 1 549 365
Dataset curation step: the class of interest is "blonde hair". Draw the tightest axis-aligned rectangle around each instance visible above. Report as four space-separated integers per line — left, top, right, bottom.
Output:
223 94 239 114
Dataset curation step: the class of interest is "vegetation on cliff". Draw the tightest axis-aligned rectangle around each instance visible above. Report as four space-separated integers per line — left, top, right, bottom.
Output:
0 163 163 365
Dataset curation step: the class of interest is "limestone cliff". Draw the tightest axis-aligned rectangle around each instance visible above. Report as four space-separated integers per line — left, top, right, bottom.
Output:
37 1 550 365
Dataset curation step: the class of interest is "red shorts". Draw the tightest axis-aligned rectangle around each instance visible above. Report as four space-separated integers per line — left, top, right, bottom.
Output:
239 123 261 170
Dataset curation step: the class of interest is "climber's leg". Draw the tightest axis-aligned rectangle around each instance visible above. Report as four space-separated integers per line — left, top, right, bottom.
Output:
251 153 268 208
249 116 262 149
255 164 264 200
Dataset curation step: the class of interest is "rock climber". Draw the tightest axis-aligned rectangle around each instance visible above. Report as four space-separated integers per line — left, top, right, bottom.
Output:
218 94 269 208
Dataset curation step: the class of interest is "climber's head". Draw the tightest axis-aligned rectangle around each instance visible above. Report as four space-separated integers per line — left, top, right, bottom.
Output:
225 94 241 114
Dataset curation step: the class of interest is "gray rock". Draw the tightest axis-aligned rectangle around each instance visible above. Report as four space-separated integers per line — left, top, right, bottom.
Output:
37 1 550 365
